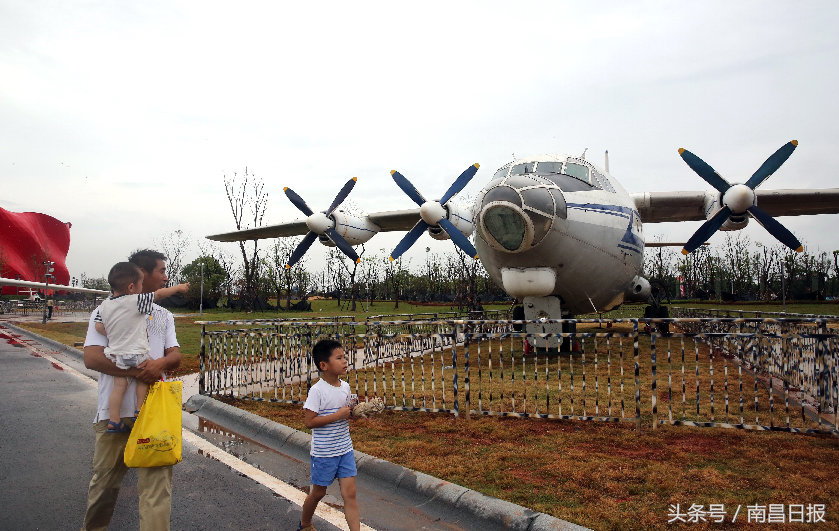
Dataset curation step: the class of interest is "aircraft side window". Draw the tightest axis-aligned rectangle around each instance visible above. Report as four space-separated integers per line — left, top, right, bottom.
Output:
565 163 591 184
510 162 535 175
493 167 510 179
591 169 615 193
549 189 567 219
535 161 563 174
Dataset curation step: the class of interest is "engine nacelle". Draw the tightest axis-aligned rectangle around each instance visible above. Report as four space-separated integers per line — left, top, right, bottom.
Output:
703 192 749 232
427 201 474 241
624 275 651 302
720 215 749 231
317 210 380 247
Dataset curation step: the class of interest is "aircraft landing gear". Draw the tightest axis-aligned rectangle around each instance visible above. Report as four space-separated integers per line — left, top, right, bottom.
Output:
644 279 672 335
512 296 577 354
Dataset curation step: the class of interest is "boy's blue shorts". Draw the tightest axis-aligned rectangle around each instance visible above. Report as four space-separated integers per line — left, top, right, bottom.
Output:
311 451 357 486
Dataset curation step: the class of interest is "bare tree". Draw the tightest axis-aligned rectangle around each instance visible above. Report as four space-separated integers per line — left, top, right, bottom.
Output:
155 229 192 285
384 254 410 309
755 244 780 300
327 245 365 311
264 237 305 311
224 168 268 310
721 233 753 295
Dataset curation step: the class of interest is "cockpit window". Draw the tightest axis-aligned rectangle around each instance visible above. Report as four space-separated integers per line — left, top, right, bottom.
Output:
535 161 563 174
542 174 596 193
492 167 509 180
510 162 535 175
565 163 590 184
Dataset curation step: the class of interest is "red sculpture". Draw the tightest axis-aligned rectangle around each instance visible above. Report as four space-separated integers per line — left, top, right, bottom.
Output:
0 207 71 295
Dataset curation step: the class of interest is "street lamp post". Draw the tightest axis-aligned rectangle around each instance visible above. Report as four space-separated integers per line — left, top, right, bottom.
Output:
199 262 204 315
42 261 54 324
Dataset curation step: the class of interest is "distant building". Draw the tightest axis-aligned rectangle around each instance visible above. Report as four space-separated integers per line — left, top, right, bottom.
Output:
0 207 71 295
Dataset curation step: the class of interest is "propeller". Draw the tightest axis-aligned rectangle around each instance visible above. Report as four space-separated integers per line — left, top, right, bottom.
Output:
389 164 480 261
679 140 803 255
284 177 360 268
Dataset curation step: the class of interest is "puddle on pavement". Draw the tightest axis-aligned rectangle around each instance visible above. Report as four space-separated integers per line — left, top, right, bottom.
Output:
191 416 345 508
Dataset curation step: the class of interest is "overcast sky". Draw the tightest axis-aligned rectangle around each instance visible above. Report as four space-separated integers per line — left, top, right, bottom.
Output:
2 1 838 280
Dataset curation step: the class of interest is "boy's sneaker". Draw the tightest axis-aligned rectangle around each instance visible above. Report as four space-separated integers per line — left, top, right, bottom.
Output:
296 523 315 531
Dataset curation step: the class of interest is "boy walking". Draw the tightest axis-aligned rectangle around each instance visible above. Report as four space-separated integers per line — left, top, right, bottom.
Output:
299 339 360 531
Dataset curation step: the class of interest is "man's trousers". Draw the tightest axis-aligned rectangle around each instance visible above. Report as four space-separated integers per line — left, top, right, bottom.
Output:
81 418 173 531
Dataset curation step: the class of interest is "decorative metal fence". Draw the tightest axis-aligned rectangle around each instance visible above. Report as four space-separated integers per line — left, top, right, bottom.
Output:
198 315 839 435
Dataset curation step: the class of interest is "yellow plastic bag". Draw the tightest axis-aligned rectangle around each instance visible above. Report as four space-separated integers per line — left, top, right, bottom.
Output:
124 381 183 468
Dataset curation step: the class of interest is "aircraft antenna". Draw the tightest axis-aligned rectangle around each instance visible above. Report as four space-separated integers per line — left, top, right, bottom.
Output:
605 150 610 173
581 148 588 160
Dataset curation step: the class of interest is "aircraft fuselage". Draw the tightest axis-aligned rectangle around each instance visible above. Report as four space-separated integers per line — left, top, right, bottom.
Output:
471 155 644 315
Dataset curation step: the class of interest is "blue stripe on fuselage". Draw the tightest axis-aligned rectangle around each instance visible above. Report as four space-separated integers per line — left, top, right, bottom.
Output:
567 202 644 252
567 203 634 218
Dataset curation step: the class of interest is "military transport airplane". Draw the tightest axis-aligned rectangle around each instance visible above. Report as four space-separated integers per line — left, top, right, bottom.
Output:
207 141 839 324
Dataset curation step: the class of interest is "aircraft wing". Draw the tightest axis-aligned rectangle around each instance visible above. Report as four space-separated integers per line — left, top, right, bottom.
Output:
206 208 422 242
0 278 110 295
367 208 421 231
206 221 309 242
632 188 839 223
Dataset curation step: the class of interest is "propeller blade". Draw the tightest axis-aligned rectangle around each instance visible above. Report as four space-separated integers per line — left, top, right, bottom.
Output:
390 220 430 261
438 218 479 259
326 177 358 216
440 163 480 205
286 231 318 268
679 148 731 194
681 206 731 255
747 205 803 252
390 170 426 207
745 140 798 190
324 227 360 263
284 187 314 216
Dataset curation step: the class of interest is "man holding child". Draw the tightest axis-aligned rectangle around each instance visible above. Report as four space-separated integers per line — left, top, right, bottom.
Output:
80 249 183 531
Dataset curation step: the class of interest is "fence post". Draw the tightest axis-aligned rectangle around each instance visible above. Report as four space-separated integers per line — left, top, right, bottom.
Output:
634 319 641 434
453 322 460 418
199 324 206 395
651 332 657 429
464 321 470 420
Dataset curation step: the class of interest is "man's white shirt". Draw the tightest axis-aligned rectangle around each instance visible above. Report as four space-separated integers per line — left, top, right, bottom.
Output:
84 303 179 423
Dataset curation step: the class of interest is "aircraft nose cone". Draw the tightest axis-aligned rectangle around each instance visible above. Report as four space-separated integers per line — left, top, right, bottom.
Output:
723 184 756 214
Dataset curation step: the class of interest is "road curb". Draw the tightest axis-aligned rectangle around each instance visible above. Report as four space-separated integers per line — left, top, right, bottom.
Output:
184 394 591 531
0 321 84 361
